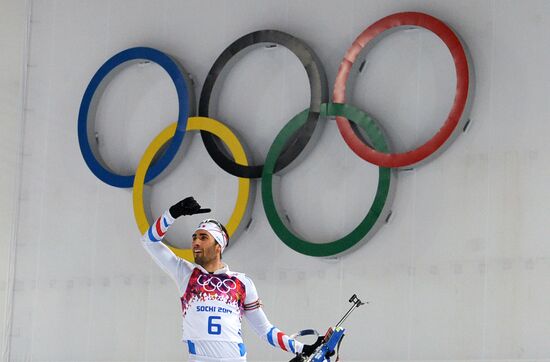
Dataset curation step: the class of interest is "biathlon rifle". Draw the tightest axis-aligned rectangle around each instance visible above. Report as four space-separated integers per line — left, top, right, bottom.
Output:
290 294 366 362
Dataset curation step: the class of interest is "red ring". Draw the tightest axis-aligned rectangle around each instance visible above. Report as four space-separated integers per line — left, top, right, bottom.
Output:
333 12 471 168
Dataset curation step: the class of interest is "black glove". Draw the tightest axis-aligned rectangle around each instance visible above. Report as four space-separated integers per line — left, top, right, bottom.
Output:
169 197 211 218
288 355 305 362
301 336 324 356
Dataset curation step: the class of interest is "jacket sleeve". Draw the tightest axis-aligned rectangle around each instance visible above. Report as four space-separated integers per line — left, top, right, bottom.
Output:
242 276 304 354
141 210 194 294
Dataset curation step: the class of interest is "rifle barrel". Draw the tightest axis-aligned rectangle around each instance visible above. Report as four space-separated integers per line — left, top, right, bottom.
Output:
335 295 364 328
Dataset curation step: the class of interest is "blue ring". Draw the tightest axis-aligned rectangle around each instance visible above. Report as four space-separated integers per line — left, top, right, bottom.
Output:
77 47 189 188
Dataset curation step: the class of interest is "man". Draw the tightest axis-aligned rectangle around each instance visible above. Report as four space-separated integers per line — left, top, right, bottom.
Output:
141 197 322 362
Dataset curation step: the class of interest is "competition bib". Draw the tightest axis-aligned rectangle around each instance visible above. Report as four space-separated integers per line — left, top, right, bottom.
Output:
181 268 247 342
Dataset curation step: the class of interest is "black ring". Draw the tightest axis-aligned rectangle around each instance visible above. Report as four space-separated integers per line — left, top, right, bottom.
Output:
199 30 328 178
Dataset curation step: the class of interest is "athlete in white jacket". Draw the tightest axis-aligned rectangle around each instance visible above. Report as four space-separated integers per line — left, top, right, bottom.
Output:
141 197 322 362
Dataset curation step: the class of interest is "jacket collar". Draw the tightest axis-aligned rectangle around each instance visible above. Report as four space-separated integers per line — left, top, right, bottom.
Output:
195 263 230 275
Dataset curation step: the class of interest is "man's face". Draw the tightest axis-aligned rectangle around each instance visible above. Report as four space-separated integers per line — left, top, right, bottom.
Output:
191 229 221 267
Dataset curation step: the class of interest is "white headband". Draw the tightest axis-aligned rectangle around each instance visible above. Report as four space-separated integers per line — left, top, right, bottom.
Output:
195 220 228 253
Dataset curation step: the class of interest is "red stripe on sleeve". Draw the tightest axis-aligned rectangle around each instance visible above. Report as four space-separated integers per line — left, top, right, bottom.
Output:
155 218 166 237
277 332 287 351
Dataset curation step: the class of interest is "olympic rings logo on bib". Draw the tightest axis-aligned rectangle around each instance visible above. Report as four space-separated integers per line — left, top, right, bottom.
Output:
77 12 474 258
197 275 238 293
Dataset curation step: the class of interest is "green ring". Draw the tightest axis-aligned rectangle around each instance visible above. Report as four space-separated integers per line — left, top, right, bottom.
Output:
261 103 393 257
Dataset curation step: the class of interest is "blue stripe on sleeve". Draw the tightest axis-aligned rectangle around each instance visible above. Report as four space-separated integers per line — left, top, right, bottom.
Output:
147 228 160 241
162 217 169 228
289 338 295 353
267 326 276 347
238 343 246 356
147 227 159 242
187 340 196 354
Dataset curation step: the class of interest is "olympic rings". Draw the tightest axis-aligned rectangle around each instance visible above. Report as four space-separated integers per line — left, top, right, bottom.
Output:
77 11 474 258
132 117 251 261
262 103 395 257
197 275 237 293
199 30 329 178
78 47 194 188
333 12 473 168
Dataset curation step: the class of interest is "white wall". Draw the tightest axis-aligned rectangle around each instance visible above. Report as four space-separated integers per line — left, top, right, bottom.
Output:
3 0 550 361
0 0 28 358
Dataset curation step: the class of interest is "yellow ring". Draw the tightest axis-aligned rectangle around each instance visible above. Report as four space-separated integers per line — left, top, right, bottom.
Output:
132 117 250 261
